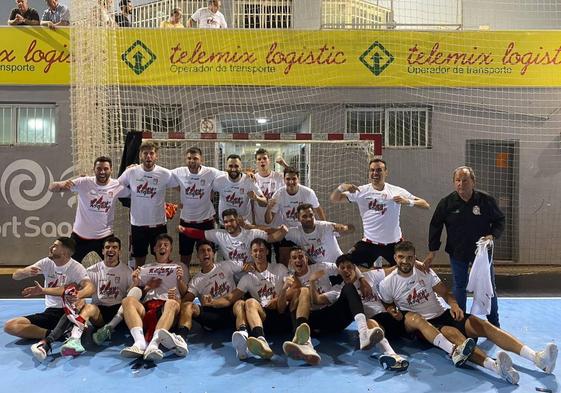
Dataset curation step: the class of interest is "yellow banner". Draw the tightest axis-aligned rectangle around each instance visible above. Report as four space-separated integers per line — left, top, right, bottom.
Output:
2 28 561 87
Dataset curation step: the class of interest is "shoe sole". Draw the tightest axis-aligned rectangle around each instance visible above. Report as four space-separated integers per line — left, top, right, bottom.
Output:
232 332 249 360
144 349 164 362
454 339 476 367
543 344 558 374
61 347 84 357
247 337 273 359
31 347 47 362
497 351 519 385
282 341 320 366
380 355 410 372
294 323 311 346
361 327 384 350
120 347 144 358
159 330 188 357
92 330 111 346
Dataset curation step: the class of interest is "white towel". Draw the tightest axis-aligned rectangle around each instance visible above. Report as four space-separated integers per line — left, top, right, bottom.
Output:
467 238 494 316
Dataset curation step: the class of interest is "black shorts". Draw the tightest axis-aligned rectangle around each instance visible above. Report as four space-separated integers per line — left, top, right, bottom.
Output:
24 308 65 330
71 232 113 263
178 219 215 257
309 304 354 334
263 308 292 334
131 224 168 257
194 305 235 331
372 312 407 340
427 309 470 337
348 240 398 268
98 304 121 324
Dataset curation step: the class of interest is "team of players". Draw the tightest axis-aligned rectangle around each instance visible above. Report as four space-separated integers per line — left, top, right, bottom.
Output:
4 142 557 383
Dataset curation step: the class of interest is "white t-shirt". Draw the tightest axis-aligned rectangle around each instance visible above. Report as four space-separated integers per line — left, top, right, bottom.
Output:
140 262 189 301
71 177 128 239
32 257 89 309
118 165 173 226
213 174 263 223
237 263 288 308
254 172 285 226
297 262 341 309
286 221 343 264
378 268 448 320
205 228 268 264
270 185 320 227
345 183 414 244
354 269 387 318
188 260 242 299
191 7 227 28
87 261 133 306
170 165 222 222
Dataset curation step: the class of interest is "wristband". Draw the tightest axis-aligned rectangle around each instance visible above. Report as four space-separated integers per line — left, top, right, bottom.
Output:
337 184 345 192
408 199 415 207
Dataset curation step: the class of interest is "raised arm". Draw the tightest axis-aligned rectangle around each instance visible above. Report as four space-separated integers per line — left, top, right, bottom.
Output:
12 265 42 280
49 179 75 193
332 222 355 235
330 183 358 203
267 225 288 243
393 195 430 209
313 206 326 221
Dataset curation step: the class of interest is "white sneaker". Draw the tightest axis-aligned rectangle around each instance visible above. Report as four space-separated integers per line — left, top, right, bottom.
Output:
282 340 321 365
158 329 188 357
31 340 51 362
535 343 558 374
496 351 519 385
247 336 273 359
451 338 476 367
292 323 311 345
120 344 145 358
359 327 384 350
232 330 249 360
143 346 164 362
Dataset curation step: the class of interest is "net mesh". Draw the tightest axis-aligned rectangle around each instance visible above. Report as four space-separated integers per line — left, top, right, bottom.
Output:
69 0 561 265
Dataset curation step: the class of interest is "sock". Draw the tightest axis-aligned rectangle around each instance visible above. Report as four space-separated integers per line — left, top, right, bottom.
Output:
108 313 123 330
519 345 536 362
354 313 368 334
238 324 247 332
483 357 498 372
250 326 265 338
296 317 308 327
44 329 52 340
131 327 147 349
176 326 190 340
376 338 396 355
146 329 162 351
433 333 455 355
71 325 84 339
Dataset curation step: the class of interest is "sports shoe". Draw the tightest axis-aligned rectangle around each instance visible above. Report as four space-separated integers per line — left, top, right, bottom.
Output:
451 338 476 367
496 351 519 385
379 353 410 372
93 325 112 345
60 337 85 357
535 342 558 374
359 327 384 350
232 330 249 360
120 344 145 358
158 329 188 357
143 346 164 362
292 323 311 345
282 340 321 365
247 336 273 359
31 340 51 362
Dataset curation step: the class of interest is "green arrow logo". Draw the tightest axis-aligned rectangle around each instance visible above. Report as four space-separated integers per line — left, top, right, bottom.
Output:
122 40 157 75
359 41 394 76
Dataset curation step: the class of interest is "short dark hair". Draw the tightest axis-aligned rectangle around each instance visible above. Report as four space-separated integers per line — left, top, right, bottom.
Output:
250 238 268 249
94 156 112 168
368 158 387 168
222 208 239 219
139 141 158 153
57 237 76 254
227 154 241 161
120 0 132 8
186 147 202 156
288 246 305 256
283 166 299 177
335 253 353 267
296 203 313 215
394 240 415 255
255 148 269 159
195 240 215 252
103 236 122 249
155 233 173 245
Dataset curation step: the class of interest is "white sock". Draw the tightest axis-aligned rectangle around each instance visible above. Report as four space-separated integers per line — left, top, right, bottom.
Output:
354 313 368 334
433 333 455 355
70 325 84 339
376 338 396 355
146 329 162 350
519 345 536 362
108 312 123 330
483 357 498 372
131 327 147 349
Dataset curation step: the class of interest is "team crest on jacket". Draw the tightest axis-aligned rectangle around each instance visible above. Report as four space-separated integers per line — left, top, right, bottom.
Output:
472 205 481 215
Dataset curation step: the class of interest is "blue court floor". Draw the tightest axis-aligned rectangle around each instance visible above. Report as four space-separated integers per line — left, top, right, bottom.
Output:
1 298 559 393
